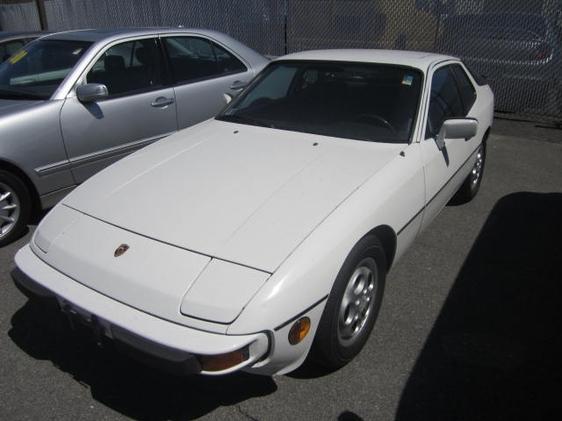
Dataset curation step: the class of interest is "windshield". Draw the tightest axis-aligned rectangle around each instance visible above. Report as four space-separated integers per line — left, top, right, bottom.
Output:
0 39 91 100
217 61 423 143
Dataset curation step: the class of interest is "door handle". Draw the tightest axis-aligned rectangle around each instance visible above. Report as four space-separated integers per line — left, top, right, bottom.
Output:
229 80 248 91
151 97 175 108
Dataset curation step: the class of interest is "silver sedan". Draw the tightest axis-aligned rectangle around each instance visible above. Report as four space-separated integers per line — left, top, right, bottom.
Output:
0 28 268 245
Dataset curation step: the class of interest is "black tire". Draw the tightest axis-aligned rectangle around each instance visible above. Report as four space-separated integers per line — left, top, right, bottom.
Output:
451 140 487 205
311 235 387 369
0 170 31 247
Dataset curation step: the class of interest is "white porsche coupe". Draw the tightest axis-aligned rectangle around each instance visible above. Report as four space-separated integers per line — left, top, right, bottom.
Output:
14 50 493 376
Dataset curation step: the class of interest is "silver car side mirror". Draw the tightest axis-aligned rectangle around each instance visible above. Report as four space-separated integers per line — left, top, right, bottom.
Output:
76 83 109 103
435 118 479 150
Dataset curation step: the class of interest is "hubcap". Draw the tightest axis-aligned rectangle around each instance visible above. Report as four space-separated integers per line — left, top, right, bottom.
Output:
470 146 484 188
0 182 20 239
338 260 378 346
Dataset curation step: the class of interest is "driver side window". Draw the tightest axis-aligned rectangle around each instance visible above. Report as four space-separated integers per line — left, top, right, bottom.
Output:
426 66 465 138
86 38 164 97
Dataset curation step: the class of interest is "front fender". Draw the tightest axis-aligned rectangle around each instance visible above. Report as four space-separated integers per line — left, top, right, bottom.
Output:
0 100 73 197
229 143 425 338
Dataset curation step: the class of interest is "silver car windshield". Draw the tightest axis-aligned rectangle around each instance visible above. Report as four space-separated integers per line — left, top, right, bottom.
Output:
217 61 423 143
0 39 92 100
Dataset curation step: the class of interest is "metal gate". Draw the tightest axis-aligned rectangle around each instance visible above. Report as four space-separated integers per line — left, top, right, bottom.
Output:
1 0 561 122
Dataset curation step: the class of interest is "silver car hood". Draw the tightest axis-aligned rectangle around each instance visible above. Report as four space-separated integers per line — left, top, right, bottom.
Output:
63 120 402 272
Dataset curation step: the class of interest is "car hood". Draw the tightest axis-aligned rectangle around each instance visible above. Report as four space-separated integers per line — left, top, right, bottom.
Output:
63 120 402 272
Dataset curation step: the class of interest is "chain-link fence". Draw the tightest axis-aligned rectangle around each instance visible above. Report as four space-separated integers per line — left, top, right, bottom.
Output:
1 0 561 122
0 0 40 30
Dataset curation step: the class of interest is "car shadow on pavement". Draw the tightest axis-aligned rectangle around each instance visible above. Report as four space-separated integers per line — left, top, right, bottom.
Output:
9 299 276 420
395 192 562 421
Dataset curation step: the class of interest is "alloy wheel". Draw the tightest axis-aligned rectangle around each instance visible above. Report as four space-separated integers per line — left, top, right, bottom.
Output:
0 182 21 240
337 260 378 346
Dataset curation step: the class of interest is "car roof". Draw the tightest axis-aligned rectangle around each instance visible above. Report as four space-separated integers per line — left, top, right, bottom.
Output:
274 49 458 71
43 27 234 43
42 27 266 69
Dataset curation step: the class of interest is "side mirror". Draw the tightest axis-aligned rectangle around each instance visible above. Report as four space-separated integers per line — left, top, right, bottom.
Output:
76 83 108 103
435 118 478 149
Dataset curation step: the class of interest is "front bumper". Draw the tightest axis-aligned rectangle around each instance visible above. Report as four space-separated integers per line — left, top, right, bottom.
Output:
14 245 269 376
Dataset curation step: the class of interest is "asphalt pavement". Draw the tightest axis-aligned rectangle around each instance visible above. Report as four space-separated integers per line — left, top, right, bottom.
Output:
1 123 561 420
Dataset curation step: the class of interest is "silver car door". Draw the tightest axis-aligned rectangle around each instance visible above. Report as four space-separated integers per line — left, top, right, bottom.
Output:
161 35 254 129
60 37 177 184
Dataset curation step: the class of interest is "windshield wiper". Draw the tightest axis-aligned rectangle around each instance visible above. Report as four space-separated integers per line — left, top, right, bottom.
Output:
216 114 276 129
0 87 46 100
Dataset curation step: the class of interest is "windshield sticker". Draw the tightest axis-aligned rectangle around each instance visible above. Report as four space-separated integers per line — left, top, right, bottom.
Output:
8 50 27 65
402 74 414 86
72 48 83 55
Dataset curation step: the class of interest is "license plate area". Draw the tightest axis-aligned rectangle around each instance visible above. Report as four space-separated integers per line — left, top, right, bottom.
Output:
59 299 107 345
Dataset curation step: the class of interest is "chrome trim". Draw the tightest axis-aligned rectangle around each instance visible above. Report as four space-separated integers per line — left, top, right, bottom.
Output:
68 133 169 167
35 133 170 176
34 160 72 176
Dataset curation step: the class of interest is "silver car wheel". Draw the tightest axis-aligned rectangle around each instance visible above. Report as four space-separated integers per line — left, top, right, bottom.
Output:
338 261 378 346
470 145 484 188
0 182 20 239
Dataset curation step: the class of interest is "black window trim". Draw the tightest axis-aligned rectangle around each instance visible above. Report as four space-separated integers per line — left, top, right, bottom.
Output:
159 34 248 88
424 62 473 139
450 63 477 115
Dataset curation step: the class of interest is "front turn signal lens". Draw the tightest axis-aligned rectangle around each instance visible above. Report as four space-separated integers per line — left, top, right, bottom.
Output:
199 346 249 372
288 317 311 345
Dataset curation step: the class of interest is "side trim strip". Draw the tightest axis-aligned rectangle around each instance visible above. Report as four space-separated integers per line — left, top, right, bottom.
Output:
35 134 171 176
274 294 329 331
69 134 170 167
397 144 480 236
35 159 71 176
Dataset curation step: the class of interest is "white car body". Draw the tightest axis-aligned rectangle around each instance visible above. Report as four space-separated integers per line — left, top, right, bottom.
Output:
14 50 494 376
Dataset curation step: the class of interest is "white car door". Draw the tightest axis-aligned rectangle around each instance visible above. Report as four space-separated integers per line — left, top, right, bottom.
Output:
419 62 483 229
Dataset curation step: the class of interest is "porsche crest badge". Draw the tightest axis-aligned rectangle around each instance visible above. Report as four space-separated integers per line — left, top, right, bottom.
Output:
114 244 130 257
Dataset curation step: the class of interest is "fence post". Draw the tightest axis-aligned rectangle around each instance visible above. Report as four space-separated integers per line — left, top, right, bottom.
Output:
35 0 48 30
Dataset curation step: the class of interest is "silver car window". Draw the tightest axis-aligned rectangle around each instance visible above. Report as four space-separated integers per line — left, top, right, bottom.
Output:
163 36 246 84
86 38 164 97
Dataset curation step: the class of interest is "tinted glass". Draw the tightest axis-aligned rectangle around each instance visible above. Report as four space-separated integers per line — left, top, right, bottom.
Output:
0 39 91 99
426 66 465 138
164 37 246 84
87 38 163 97
451 64 476 113
164 37 217 82
218 61 423 143
213 43 246 74
0 40 25 63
